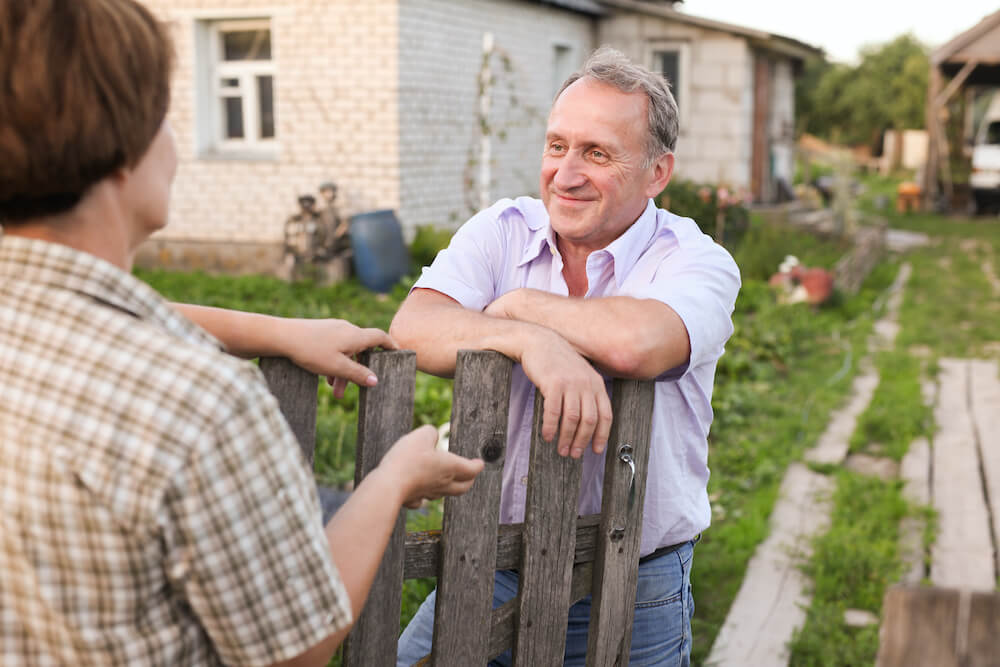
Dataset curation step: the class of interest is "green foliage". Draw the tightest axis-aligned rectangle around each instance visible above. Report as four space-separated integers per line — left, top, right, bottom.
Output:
690 262 896 664
850 350 932 460
797 34 929 149
140 232 902 666
788 471 911 666
731 216 851 282
409 224 455 270
656 180 750 247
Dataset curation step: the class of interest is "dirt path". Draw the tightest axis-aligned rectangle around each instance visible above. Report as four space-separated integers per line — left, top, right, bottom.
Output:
706 263 911 666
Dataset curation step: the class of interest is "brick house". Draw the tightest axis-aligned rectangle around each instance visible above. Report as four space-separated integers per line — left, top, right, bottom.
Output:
139 0 819 273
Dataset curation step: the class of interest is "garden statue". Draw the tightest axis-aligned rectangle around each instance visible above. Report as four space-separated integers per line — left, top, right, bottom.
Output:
280 181 353 283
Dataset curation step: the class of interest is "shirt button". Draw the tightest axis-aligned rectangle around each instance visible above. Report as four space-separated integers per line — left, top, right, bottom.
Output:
520 476 528 485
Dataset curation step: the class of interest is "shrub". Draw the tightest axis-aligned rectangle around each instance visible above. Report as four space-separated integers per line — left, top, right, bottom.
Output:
410 224 455 270
656 180 750 248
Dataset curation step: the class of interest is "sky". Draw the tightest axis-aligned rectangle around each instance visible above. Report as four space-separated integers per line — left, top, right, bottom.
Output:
678 0 1000 64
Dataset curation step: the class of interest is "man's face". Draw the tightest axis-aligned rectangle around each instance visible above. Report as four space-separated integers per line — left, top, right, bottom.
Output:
540 77 668 254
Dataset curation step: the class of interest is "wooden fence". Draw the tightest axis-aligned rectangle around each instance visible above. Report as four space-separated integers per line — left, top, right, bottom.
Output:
260 349 655 666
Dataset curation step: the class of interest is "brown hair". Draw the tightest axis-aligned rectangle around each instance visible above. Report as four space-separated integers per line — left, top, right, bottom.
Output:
0 0 173 222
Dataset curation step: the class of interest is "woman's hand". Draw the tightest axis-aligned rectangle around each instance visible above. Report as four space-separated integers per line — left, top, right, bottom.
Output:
378 425 484 508
279 318 398 398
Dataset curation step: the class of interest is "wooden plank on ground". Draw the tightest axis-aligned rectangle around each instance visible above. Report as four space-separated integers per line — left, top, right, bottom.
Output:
343 351 416 667
931 359 994 591
513 390 583 665
260 357 318 463
877 586 961 667
804 367 880 465
586 379 655 666
707 463 835 667
969 358 1000 580
431 351 512 666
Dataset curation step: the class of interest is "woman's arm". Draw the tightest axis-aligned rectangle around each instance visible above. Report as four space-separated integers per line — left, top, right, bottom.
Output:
173 304 396 397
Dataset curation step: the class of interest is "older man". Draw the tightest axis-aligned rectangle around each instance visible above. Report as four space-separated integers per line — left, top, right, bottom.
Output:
391 48 741 665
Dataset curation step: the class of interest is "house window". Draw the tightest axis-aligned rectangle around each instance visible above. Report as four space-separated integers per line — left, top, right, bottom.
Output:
649 42 689 128
656 50 681 108
552 43 575 97
196 18 277 156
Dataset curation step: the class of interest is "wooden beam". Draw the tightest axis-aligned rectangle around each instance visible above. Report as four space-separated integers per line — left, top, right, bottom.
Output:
934 59 979 108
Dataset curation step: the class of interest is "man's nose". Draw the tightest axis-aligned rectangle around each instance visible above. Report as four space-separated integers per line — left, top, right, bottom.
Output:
552 152 587 191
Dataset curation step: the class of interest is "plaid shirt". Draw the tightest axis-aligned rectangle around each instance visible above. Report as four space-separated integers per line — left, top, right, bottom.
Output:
0 233 351 665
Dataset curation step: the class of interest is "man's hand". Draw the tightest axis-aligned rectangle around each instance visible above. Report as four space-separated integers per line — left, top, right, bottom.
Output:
519 329 613 458
379 425 485 508
279 319 398 398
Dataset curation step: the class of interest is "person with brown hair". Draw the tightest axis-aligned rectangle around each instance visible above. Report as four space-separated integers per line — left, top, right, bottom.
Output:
0 2 482 665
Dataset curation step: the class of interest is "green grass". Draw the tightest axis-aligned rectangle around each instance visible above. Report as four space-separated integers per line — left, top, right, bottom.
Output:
138 221 900 665
788 471 911 666
785 170 999 666
849 350 932 461
689 260 897 664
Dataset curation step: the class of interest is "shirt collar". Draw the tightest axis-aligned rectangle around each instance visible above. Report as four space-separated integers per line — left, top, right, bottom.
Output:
516 198 662 287
0 231 221 349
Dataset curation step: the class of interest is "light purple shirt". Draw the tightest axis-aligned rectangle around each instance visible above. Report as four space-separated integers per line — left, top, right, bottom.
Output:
415 197 741 554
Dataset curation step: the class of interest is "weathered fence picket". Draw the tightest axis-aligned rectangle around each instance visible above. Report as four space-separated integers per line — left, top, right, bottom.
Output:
430 351 511 665
261 349 655 666
344 350 416 667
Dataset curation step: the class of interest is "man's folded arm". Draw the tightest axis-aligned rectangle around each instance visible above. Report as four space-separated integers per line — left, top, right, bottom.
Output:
485 288 690 379
390 287 614 457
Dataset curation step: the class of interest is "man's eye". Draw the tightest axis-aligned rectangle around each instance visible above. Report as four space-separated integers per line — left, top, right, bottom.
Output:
550 143 566 153
591 150 607 160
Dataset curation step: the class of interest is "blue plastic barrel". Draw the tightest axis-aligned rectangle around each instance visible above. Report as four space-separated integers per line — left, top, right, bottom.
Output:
348 209 412 293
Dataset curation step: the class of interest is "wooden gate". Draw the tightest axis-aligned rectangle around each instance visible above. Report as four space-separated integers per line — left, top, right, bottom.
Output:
261 349 655 666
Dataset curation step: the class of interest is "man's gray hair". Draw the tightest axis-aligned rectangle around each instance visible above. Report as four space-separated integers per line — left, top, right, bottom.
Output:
556 46 679 168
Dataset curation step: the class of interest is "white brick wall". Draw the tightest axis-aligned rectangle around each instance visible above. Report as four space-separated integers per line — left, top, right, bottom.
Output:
397 0 594 231
598 15 754 190
143 0 800 250
145 0 400 243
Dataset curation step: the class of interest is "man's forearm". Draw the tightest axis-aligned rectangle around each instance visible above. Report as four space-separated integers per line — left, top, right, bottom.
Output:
491 289 690 379
389 289 548 376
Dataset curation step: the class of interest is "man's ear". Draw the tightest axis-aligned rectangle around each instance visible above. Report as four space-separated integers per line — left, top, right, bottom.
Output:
645 152 675 198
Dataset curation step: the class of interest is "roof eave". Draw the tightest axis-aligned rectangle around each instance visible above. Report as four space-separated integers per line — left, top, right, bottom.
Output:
932 8 1000 66
598 0 821 62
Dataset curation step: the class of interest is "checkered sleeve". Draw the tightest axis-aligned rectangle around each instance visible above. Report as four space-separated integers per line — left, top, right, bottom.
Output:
161 363 351 666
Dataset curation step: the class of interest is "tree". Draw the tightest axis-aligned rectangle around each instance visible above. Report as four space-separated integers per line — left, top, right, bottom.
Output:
796 34 929 151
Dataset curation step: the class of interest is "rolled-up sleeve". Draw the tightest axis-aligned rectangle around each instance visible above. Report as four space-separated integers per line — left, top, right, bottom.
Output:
632 235 741 378
414 199 515 311
162 365 351 666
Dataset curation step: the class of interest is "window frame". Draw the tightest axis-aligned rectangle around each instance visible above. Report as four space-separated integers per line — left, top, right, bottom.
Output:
195 17 279 159
647 40 690 135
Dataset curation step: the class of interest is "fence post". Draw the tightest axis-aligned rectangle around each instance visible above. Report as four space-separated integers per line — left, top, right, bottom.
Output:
259 357 318 463
343 350 417 667
586 378 655 666
513 389 584 665
430 350 513 665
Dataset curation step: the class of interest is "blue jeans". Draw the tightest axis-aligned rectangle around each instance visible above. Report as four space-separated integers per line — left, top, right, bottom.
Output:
396 540 694 666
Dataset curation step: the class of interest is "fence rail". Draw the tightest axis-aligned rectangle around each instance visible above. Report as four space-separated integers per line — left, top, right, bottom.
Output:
260 349 654 666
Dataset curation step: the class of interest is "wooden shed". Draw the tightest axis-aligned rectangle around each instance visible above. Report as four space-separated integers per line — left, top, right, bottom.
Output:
923 9 1000 209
